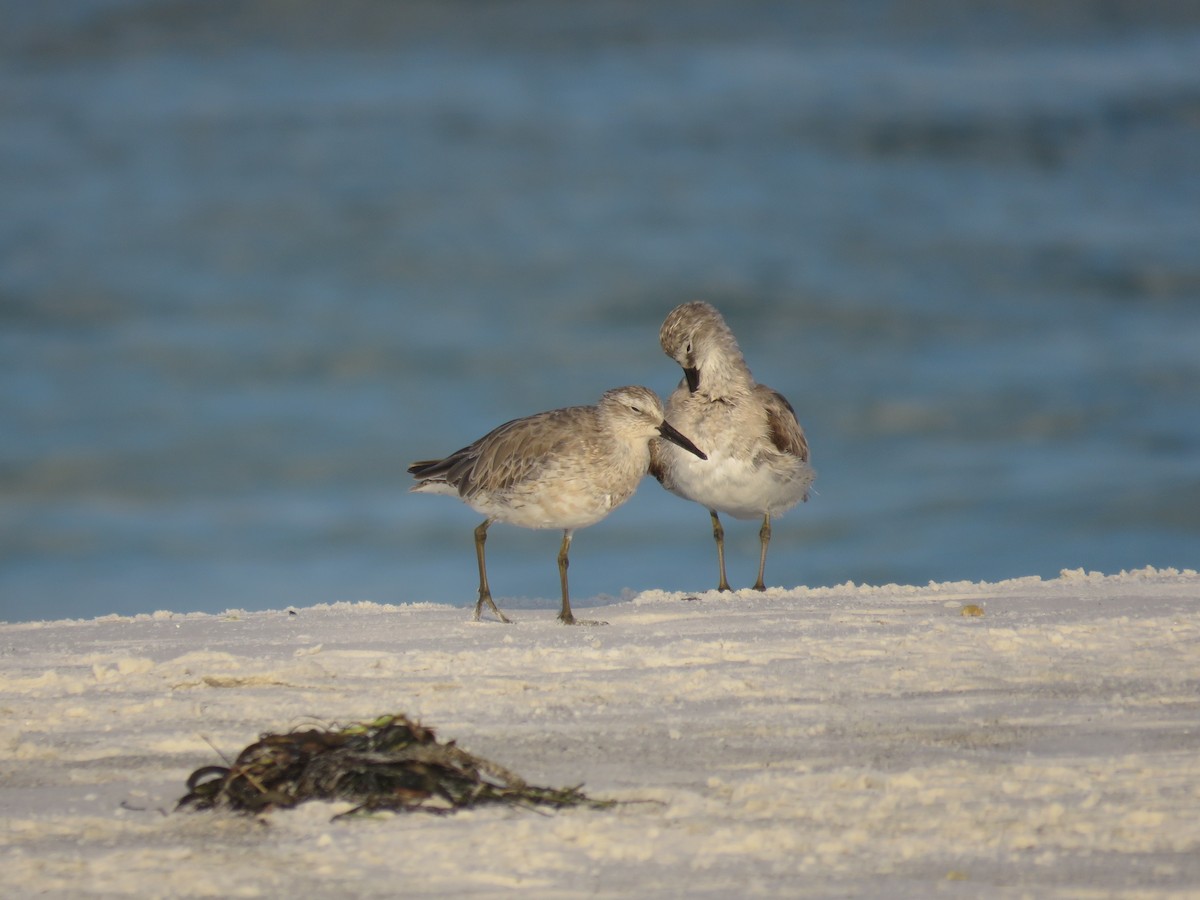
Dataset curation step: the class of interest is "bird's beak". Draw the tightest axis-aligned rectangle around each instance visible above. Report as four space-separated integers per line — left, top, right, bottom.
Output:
684 366 700 393
658 422 707 460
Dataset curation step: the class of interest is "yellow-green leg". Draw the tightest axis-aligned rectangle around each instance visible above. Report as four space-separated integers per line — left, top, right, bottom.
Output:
752 513 772 591
556 530 605 625
710 510 732 592
473 519 511 623
557 530 575 624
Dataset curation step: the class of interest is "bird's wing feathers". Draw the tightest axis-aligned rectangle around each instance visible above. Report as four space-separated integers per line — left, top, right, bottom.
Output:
411 407 585 497
757 385 809 463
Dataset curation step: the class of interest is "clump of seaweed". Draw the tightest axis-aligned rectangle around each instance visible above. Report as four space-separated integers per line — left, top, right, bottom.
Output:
178 713 613 819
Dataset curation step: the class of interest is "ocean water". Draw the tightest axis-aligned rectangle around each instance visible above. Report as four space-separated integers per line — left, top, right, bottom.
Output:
2 1 1198 622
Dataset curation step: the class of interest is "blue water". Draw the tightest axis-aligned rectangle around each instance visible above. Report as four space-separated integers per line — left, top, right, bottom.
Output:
3 1 1198 622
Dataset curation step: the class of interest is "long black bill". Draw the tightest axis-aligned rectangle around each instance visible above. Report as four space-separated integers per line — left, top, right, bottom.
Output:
684 366 700 393
658 421 707 460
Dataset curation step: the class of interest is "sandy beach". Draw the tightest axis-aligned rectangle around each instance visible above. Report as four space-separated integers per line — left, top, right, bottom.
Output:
3 567 1198 897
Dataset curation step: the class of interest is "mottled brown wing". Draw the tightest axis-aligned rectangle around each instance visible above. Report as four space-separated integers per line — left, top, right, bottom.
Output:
453 406 587 498
756 385 809 463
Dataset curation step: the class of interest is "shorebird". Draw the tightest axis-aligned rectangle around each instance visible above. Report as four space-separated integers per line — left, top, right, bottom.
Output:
651 301 814 592
409 386 707 624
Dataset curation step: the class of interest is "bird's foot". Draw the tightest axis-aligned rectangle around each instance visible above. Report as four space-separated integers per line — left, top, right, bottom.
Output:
558 613 607 626
474 595 513 624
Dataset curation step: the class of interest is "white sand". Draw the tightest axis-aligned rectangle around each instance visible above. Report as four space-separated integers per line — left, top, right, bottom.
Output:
2 567 1198 898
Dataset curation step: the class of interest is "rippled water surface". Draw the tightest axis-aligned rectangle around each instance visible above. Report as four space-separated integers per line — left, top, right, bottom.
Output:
3 1 1198 620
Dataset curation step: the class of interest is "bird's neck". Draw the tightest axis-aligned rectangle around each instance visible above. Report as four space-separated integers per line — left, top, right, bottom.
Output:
694 350 754 400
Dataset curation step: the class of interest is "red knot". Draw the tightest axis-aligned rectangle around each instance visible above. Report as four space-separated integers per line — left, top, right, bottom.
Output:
410 385 706 624
651 302 814 592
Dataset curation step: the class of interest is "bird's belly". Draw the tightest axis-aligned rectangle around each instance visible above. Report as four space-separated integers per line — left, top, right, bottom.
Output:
664 450 810 520
468 481 630 531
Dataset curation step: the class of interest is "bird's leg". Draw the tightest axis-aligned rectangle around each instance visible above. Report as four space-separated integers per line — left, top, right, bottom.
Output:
752 512 771 591
710 510 732 592
556 531 606 626
473 519 511 623
557 530 575 624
